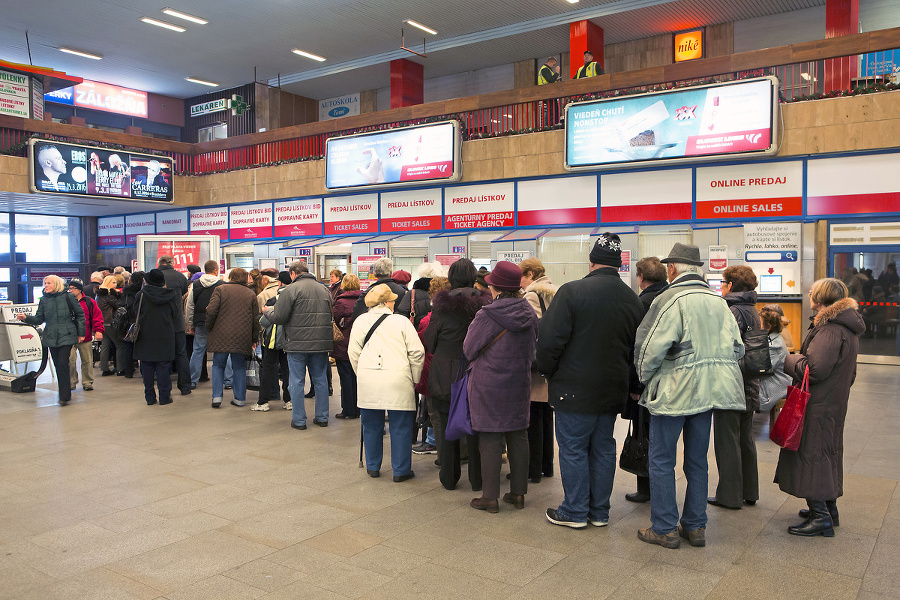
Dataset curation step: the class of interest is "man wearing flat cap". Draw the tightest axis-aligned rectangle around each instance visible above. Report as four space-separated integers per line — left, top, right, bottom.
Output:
633 243 746 549
536 233 643 530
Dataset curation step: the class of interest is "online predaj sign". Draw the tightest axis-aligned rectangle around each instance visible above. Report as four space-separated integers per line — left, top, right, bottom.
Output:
319 93 360 121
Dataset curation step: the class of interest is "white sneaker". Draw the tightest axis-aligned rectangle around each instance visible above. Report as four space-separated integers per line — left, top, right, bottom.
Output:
250 403 270 412
283 401 292 410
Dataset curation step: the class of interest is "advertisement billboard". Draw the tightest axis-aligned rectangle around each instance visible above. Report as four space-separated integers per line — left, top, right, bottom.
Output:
28 139 174 203
325 121 461 191
565 77 779 171
45 79 148 119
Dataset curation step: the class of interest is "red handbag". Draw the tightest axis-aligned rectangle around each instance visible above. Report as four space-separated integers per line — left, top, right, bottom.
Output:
770 366 810 451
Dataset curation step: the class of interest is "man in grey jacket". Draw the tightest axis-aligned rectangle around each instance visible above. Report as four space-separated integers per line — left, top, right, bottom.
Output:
633 243 745 550
265 262 333 429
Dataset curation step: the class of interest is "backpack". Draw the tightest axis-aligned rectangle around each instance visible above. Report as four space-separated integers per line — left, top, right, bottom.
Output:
113 305 132 335
740 325 773 379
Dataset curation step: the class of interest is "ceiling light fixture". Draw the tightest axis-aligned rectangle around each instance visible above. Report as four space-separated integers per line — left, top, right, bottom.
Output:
292 49 326 62
405 20 437 35
59 47 102 60
161 8 208 24
140 17 186 32
185 77 219 87
566 0 580 4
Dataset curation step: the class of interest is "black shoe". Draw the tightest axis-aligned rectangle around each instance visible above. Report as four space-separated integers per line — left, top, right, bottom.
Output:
367 469 380 478
393 471 415 483
290 423 307 430
314 420 328 427
335 413 349 419
224 384 233 390
101 370 116 377
211 401 221 408
304 390 315 398
198 376 210 383
180 389 191 396
707 497 741 510
789 501 835 537
159 398 173 405
116 371 125 376
799 501 839 526
59 400 70 406
626 492 651 504
744 500 757 506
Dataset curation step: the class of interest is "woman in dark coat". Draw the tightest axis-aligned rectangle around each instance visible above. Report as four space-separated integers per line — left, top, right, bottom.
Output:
464 261 537 513
332 274 363 419
776 278 864 537
424 258 490 491
117 272 143 378
96 275 124 376
709 265 760 510
206 267 260 408
133 269 182 405
18 275 85 405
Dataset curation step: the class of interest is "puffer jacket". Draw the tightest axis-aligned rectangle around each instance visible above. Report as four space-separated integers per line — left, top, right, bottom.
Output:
725 290 762 412
22 291 84 348
206 282 260 355
634 273 746 416
348 306 425 411
464 297 537 432
266 273 333 353
423 287 490 398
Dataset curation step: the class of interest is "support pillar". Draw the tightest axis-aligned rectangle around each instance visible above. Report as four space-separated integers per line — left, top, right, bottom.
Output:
824 0 859 93
390 59 424 109
569 20 604 79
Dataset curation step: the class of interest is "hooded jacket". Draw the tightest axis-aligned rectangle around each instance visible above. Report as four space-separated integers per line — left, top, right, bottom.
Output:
185 274 222 329
634 273 746 416
775 298 864 500
464 296 538 432
536 268 644 415
266 273 333 353
133 285 182 362
523 276 557 319
725 290 761 412
423 287 490 398
395 277 432 329
22 290 84 348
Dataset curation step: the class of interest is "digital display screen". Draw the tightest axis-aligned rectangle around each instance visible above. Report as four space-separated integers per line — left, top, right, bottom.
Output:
28 139 173 203
759 274 783 294
707 274 724 294
45 79 148 119
565 77 778 170
325 121 461 190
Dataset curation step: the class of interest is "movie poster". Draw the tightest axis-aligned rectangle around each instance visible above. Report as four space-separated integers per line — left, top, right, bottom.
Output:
130 156 172 200
87 149 131 197
32 141 88 194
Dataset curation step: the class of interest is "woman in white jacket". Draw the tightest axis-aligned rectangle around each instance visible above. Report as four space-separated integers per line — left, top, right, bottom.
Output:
349 284 425 482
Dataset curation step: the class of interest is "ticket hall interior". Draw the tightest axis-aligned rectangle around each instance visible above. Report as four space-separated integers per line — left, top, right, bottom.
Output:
2 0 900 597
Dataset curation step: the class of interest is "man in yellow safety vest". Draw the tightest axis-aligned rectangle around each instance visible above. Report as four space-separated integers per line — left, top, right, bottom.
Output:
575 50 603 79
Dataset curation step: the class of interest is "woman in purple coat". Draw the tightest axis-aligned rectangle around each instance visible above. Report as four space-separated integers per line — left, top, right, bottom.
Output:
463 261 538 513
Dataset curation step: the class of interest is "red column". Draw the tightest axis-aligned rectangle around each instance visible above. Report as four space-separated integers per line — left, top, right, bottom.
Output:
824 0 859 93
390 59 424 109
569 20 604 79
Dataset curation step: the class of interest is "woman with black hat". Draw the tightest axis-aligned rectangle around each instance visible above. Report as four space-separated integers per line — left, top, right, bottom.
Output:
464 261 538 513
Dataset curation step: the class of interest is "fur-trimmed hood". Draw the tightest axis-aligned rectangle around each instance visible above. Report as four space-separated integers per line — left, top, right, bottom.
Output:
525 276 557 302
814 297 865 333
431 287 488 319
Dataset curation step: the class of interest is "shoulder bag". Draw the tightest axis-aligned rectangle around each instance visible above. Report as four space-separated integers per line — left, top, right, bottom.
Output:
740 325 773 379
332 317 344 342
124 293 143 343
770 366 809 451
446 329 507 441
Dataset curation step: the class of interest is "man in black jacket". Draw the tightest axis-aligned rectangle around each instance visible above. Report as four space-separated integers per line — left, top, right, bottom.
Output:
537 233 643 529
158 254 190 395
352 257 408 320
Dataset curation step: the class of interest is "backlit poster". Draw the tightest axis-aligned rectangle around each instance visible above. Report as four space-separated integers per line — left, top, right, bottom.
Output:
131 157 172 200
31 140 88 194
87 149 130 197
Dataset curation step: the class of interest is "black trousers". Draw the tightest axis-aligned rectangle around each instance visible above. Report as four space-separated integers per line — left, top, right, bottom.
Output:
528 402 555 479
480 429 528 500
334 358 358 417
713 409 759 507
259 346 290 404
140 361 172 404
174 331 190 393
48 345 73 404
428 394 481 491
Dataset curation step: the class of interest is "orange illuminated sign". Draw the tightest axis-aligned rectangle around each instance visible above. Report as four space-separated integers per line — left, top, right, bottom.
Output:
675 30 704 62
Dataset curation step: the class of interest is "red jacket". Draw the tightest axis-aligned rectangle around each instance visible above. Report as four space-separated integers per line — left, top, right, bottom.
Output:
75 294 105 338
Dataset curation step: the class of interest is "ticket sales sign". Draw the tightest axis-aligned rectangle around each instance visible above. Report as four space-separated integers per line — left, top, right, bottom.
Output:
324 194 378 235
273 198 323 237
380 189 442 232
229 204 273 240
695 161 803 219
190 207 228 238
444 182 514 229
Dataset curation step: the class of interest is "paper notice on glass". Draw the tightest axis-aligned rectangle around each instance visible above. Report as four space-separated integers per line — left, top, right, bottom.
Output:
616 101 670 145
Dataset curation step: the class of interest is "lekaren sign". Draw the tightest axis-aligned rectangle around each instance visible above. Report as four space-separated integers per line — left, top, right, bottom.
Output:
190 98 228 117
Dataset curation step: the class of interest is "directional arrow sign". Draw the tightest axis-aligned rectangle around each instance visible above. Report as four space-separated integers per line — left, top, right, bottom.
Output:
20 333 33 340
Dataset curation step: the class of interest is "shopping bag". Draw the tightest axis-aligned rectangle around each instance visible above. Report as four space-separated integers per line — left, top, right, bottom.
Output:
770 366 809 451
445 370 474 441
246 354 262 390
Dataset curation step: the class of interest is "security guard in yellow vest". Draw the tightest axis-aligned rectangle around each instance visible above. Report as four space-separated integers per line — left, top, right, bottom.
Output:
538 57 561 85
575 50 603 79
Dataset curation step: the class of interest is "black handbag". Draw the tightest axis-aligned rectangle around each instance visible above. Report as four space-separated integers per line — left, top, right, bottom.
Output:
739 326 773 380
124 294 143 343
619 408 649 478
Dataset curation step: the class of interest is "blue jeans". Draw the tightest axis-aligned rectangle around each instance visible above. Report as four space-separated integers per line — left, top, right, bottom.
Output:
287 352 329 426
554 410 617 523
649 410 713 534
212 353 247 403
191 325 232 385
361 409 414 475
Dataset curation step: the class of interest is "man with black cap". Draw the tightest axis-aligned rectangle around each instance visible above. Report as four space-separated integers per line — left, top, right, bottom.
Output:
633 243 746 549
536 233 643 530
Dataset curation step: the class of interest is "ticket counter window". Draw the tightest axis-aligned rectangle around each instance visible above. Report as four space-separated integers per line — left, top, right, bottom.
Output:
539 234 594 287
832 251 900 358
317 254 349 282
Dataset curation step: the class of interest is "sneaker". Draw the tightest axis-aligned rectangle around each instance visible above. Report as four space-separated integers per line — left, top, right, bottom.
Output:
545 508 587 529
83 385 93 391
250 403 270 412
677 524 706 547
412 442 437 455
283 401 292 410
588 518 609 527
638 527 681 549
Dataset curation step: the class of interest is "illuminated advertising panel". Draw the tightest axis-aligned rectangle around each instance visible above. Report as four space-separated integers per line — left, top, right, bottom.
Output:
325 121 461 190
45 79 148 118
565 77 779 171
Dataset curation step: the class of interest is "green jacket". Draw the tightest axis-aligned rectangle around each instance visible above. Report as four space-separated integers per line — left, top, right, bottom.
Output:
634 273 746 416
22 291 84 348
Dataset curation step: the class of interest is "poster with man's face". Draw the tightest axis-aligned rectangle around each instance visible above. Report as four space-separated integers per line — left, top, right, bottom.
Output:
87 149 131 197
32 141 87 194
131 157 172 200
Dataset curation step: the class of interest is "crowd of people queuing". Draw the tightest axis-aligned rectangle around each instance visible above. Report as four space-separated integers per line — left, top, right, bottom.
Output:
20 238 867 548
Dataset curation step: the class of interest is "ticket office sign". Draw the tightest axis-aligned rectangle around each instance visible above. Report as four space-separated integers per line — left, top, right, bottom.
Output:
156 210 189 235
125 213 156 245
190 207 228 238
695 161 803 219
229 204 273 240
444 182 514 230
97 216 125 247
273 198 323 237
380 189 442 232
324 194 378 235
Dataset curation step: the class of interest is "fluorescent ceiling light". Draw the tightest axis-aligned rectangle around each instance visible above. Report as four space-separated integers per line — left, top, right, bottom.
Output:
405 20 437 35
162 8 208 24
292 49 326 62
567 0 580 3
140 17 186 32
185 77 219 87
59 47 102 60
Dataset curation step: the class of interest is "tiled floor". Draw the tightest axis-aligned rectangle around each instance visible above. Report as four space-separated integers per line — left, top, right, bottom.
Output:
0 362 897 599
